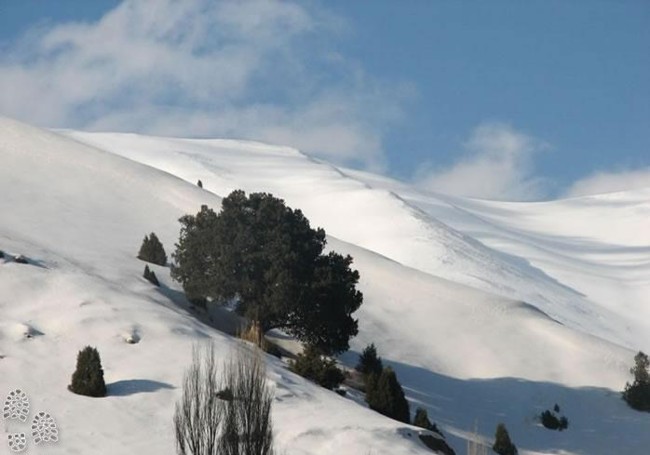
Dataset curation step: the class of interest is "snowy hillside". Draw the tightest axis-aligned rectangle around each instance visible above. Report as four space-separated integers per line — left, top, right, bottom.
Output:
66 129 649 352
0 118 432 454
1 117 649 454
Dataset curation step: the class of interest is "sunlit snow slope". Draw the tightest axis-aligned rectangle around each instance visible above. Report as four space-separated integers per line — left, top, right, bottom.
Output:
67 130 649 351
0 118 648 454
0 118 434 455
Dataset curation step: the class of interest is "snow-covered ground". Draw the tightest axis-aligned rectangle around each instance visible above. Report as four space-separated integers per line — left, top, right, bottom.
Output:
1 117 648 454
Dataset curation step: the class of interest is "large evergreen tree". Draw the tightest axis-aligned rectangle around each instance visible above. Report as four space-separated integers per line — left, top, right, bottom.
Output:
623 351 650 411
171 191 362 354
68 346 107 397
365 367 410 424
288 252 362 354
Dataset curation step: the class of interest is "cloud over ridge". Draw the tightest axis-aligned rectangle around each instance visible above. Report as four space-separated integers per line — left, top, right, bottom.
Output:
0 0 406 169
416 122 548 201
566 167 650 198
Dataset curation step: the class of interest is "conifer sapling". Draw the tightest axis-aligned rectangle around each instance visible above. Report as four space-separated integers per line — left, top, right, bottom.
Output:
68 346 107 397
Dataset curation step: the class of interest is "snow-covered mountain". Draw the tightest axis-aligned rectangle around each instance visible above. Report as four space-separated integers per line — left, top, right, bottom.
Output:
2 117 648 454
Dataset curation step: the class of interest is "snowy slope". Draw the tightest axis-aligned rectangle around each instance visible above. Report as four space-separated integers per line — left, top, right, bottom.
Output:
0 118 433 455
62 131 589 310
341 169 650 352
66 130 647 351
1 118 649 454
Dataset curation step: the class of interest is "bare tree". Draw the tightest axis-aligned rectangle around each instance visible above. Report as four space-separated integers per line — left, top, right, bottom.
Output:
174 343 274 455
221 345 274 455
174 344 223 455
467 421 488 455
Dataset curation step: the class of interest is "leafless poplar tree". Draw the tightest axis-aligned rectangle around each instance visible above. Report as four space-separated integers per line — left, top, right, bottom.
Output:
174 343 274 455
174 343 223 455
221 345 274 455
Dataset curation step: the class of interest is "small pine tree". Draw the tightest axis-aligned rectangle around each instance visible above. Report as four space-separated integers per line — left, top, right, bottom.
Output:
413 407 439 433
540 410 559 430
356 343 383 377
365 367 410 424
631 351 650 383
197 179 203 188
68 346 107 397
623 351 650 411
493 423 517 455
143 265 160 286
137 232 167 266
540 406 569 431
0 250 4 259
290 345 345 390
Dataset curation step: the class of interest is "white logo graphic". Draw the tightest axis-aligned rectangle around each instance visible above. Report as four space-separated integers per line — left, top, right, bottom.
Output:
31 412 59 445
3 389 60 452
3 389 30 422
7 433 27 452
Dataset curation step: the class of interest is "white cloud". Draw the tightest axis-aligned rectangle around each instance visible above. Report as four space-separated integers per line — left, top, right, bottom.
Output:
565 168 650 197
416 122 548 201
0 0 404 169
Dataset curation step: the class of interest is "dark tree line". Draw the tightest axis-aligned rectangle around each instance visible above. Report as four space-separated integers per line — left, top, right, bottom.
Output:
365 367 410 424
171 190 363 355
356 343 410 424
623 351 650 411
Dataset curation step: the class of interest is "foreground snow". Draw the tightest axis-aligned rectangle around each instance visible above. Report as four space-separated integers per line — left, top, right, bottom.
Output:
1 117 648 454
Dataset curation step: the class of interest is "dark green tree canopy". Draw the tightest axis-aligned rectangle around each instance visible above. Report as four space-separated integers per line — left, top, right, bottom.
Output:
631 351 650 384
143 265 160 286
365 367 410 424
171 190 362 354
138 232 167 266
623 351 650 411
356 343 383 377
493 423 517 455
290 345 345 390
540 409 568 431
68 346 107 398
413 407 440 434
288 252 362 354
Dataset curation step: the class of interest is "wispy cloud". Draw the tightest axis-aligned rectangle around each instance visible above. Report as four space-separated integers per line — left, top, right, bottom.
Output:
565 168 650 197
0 0 406 169
415 122 548 201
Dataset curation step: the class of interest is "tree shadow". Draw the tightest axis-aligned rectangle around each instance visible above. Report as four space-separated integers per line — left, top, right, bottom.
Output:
4 254 49 268
375 359 650 455
155 280 191 309
107 379 174 397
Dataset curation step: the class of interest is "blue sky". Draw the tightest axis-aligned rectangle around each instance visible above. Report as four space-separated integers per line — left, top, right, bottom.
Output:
1 0 648 200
